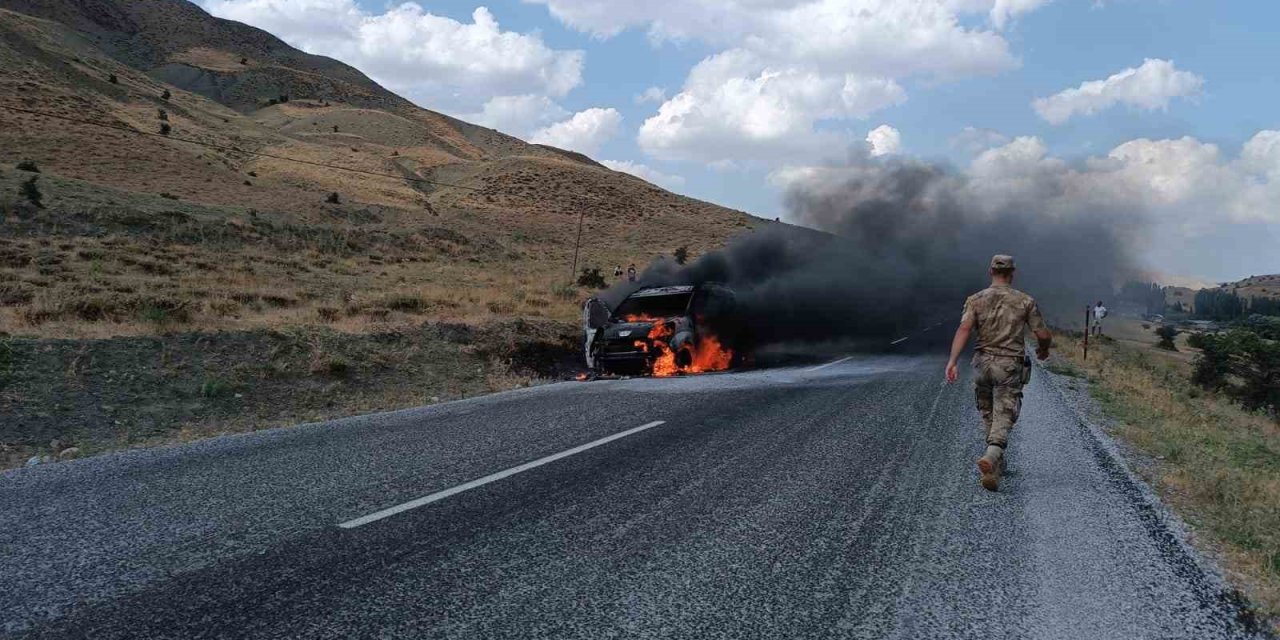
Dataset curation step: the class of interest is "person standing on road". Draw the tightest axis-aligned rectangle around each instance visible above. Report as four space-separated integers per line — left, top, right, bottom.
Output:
1091 300 1108 336
627 264 638 282
945 255 1053 491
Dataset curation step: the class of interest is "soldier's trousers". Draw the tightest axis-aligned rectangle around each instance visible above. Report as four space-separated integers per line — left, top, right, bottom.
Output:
972 352 1025 448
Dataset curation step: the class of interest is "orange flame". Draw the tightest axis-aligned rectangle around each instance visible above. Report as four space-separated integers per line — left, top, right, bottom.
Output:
641 318 733 377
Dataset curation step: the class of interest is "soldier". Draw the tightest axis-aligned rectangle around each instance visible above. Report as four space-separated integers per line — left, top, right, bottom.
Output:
945 255 1053 491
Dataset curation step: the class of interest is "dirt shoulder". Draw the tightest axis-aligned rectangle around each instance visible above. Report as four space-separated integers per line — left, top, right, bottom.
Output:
0 318 581 470
1047 328 1280 632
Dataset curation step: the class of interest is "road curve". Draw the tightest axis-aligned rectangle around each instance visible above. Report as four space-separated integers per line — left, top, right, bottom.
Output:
0 355 1266 639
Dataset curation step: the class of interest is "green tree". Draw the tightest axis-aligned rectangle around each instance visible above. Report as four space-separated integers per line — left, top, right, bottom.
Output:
673 246 689 265
20 176 43 209
1155 325 1179 351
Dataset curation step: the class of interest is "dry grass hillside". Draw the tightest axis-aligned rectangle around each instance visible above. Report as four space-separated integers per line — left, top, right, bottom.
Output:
0 1 761 339
0 0 763 467
1225 275 1280 301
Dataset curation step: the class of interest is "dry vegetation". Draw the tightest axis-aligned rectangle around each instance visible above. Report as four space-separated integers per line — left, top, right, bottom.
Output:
0 0 767 468
0 4 762 340
1051 329 1280 629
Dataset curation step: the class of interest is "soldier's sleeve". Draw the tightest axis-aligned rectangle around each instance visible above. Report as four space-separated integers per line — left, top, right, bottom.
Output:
1027 298 1048 333
961 295 976 326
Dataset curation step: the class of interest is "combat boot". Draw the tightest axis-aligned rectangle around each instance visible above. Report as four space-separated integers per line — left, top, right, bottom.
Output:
977 445 1004 491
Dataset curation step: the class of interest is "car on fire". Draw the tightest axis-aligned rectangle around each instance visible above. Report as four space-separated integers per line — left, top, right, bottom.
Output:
584 283 748 376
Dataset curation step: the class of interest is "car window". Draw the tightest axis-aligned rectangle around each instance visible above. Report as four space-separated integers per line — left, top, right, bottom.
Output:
614 293 692 319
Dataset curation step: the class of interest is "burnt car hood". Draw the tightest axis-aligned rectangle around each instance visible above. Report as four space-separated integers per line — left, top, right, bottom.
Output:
602 321 656 342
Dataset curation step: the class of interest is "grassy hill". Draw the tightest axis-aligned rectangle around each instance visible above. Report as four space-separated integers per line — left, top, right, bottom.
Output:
0 0 763 467
0 0 761 338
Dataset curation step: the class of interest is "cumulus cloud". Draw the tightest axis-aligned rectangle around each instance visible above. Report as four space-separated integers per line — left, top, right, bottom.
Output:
634 87 668 104
465 95 569 136
531 108 623 154
774 130 1280 228
989 0 1053 29
527 1 1037 167
950 126 1011 153
638 49 906 164
200 1 584 113
600 160 687 188
1033 58 1204 125
866 125 901 156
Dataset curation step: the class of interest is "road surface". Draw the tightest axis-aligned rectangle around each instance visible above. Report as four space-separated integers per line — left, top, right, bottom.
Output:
0 355 1266 639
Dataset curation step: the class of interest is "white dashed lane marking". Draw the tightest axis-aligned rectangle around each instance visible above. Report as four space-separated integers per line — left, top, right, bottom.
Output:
339 421 668 529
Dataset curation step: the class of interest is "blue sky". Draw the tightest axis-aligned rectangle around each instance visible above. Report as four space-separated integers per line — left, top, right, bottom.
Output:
200 0 1280 282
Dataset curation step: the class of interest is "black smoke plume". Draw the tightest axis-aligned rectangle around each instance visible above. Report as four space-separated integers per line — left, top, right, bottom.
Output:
603 155 1147 349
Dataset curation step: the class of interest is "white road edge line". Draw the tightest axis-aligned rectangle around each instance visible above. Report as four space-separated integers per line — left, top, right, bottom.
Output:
338 420 668 529
806 356 852 373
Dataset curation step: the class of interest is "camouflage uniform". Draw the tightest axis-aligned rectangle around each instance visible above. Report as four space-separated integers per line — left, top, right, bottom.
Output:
961 281 1047 448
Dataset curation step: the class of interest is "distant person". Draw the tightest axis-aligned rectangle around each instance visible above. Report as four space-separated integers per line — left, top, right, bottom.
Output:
945 255 1053 492
1092 301 1108 336
614 265 624 279
627 264 637 282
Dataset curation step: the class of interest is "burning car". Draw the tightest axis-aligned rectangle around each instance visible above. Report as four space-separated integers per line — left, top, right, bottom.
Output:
584 284 747 376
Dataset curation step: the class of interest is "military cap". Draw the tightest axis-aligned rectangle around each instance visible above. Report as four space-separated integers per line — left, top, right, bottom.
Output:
990 254 1016 270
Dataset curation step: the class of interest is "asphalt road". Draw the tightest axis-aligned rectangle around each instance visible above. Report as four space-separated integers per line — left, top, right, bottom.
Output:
0 354 1267 639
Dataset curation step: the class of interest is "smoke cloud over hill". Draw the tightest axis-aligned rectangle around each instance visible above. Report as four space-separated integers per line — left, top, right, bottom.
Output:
605 152 1148 347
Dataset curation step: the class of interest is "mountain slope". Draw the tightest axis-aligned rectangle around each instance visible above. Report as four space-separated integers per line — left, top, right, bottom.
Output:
0 0 763 338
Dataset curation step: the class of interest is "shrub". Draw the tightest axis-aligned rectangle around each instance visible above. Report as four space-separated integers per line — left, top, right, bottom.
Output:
16 160 39 173
161 89 171 100
108 73 118 84
325 192 341 204
200 379 236 398
576 267 607 289
0 281 35 305
379 293 428 313
160 123 172 136
551 282 576 300
1155 325 1180 351
20 176 42 209
240 57 248 65
314 357 350 377
158 109 168 121
1193 328 1280 414
486 301 516 314
316 306 342 322
673 245 689 265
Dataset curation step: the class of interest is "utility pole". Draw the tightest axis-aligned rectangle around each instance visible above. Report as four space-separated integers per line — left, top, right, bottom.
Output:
1083 305 1091 362
570 207 585 283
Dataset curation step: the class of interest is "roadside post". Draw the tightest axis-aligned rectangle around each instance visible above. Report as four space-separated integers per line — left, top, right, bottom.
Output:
1083 305 1090 362
570 207 585 282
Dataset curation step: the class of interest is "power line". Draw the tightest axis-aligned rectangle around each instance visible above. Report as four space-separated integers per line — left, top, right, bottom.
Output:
0 104 484 192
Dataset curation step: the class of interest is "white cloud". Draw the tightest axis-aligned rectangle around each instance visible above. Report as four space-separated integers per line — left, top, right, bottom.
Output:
634 87 667 104
528 1 1024 78
866 125 901 156
600 160 687 188
1033 58 1204 125
950 126 1011 153
528 1 1038 168
200 1 584 113
775 130 1280 229
638 49 905 164
531 108 623 154
989 0 1053 29
465 95 569 136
